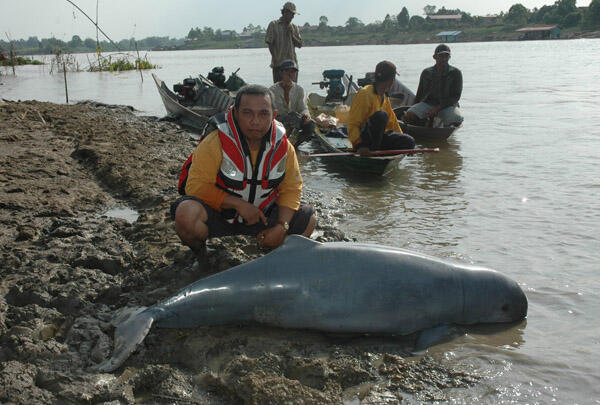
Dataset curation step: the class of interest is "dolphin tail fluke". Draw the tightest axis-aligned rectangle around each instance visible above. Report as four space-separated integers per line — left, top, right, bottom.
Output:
94 307 154 372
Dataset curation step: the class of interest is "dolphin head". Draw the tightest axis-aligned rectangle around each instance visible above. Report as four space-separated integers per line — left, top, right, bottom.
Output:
461 268 528 325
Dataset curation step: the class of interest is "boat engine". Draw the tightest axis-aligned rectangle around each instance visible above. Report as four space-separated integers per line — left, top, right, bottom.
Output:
207 66 227 88
357 72 376 87
313 69 346 101
173 78 200 103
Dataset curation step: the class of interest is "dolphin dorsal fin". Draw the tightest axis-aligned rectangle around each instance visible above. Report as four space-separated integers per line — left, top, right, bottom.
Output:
282 235 321 250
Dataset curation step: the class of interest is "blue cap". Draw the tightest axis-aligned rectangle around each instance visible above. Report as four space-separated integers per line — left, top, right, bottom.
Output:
279 60 298 71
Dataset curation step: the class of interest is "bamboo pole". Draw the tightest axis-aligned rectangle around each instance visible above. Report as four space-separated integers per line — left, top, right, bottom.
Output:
10 48 15 75
134 40 143 82
63 62 69 104
95 0 101 71
6 35 16 75
64 0 121 51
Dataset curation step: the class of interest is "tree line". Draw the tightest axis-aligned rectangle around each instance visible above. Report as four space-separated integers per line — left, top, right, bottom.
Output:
309 0 598 34
2 0 599 55
0 36 183 56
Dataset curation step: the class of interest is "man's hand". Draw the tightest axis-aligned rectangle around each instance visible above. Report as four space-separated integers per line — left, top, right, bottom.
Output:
257 225 287 248
301 114 311 124
236 201 268 225
427 106 443 118
357 147 370 156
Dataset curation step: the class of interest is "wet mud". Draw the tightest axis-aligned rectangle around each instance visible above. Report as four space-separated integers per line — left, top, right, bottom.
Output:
0 100 478 404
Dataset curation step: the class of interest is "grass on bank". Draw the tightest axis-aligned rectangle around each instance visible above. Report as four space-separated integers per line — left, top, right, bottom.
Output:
88 54 157 72
0 56 44 66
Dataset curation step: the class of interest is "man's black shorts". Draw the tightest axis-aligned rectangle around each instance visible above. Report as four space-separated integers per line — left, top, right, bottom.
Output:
170 195 314 238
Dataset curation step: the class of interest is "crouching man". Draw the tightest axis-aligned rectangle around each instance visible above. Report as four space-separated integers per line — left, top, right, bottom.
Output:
171 84 316 262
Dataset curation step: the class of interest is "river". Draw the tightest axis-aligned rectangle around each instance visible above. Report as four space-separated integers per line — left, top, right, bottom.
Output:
2 39 599 403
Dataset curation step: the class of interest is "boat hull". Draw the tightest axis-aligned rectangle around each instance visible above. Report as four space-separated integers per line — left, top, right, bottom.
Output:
152 73 233 132
311 128 403 176
399 121 459 141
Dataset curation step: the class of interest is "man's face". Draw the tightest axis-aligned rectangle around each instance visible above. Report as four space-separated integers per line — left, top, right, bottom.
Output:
434 52 450 67
381 77 395 92
280 68 297 83
234 94 277 142
282 9 294 24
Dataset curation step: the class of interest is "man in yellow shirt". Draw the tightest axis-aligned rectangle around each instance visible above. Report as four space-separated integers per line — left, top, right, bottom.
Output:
170 85 316 262
348 61 415 155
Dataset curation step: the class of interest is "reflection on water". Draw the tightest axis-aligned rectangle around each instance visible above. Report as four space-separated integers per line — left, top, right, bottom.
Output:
415 138 463 186
302 136 467 252
103 206 139 223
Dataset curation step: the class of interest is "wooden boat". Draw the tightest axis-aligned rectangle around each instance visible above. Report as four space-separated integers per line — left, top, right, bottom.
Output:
152 73 235 132
363 74 461 142
393 106 460 141
399 120 459 141
306 75 406 175
309 127 405 176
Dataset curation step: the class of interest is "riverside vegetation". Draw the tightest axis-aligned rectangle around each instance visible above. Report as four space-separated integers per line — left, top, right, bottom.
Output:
2 0 599 55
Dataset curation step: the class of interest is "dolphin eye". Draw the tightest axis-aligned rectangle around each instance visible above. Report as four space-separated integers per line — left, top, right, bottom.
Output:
501 304 510 312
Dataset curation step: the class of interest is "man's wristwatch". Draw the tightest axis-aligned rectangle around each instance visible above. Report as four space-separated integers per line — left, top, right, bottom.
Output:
278 220 290 233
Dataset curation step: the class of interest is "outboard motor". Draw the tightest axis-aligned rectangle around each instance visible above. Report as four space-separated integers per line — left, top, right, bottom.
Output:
173 78 200 103
225 68 246 92
357 72 375 87
313 69 346 101
207 66 227 88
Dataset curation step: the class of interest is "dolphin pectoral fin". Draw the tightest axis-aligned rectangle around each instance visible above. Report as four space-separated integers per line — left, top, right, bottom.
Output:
413 324 454 352
93 309 154 372
282 234 321 249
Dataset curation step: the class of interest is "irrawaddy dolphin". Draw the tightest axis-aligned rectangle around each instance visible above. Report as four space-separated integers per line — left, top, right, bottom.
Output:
97 235 527 372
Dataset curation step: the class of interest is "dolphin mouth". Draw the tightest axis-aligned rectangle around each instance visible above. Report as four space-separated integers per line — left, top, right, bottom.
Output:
512 289 528 321
500 285 528 322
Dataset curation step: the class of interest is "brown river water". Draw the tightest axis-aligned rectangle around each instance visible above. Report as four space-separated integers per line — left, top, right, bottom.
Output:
2 39 599 403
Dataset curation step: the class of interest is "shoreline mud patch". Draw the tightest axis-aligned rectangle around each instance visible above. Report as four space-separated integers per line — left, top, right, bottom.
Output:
1 100 479 404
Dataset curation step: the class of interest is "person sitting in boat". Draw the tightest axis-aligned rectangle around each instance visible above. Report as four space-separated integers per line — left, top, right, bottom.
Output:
170 84 316 264
348 61 415 155
402 44 464 128
269 60 315 147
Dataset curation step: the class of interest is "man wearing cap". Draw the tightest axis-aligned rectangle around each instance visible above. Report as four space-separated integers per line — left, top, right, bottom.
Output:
265 2 302 83
348 61 415 155
403 44 463 127
269 60 314 147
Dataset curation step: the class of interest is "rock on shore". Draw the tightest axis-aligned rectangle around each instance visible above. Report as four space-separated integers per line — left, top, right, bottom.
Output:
0 100 477 404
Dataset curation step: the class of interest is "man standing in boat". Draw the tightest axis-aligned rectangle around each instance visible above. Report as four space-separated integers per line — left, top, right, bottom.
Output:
348 61 415 155
171 85 316 265
265 2 302 83
403 44 464 127
269 60 315 147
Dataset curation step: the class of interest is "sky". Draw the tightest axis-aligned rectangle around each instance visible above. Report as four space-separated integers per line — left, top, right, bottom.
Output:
1 0 590 42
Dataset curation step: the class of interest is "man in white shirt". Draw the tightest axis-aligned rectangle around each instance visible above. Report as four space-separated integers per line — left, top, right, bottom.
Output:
269 60 314 147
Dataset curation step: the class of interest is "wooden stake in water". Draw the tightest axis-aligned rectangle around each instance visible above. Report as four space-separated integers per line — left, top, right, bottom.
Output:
10 48 16 76
63 62 69 104
135 40 143 83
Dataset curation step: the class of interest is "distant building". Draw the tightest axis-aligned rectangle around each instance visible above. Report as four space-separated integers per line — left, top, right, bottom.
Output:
221 30 237 38
478 14 501 26
299 25 319 32
426 14 462 27
516 25 560 40
239 26 265 40
436 31 462 42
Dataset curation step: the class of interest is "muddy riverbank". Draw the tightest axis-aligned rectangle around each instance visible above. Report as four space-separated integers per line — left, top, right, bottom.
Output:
0 100 478 404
